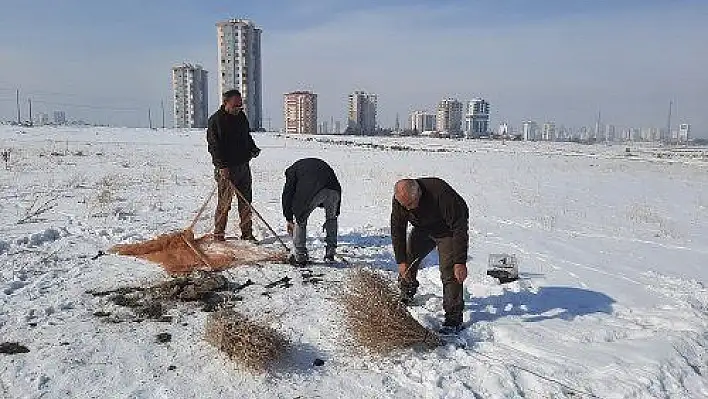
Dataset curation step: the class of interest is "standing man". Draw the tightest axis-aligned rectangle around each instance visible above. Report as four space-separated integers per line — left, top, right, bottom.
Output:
207 89 261 242
391 178 469 334
282 158 342 265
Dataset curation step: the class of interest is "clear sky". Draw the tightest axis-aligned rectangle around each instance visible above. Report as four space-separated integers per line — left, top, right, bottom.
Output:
0 0 706 135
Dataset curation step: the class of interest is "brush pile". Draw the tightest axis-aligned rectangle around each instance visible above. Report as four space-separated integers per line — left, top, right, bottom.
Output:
341 268 440 355
204 309 290 372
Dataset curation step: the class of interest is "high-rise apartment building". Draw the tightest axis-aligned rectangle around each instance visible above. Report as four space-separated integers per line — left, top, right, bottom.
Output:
217 19 262 130
283 91 317 135
410 111 436 133
678 123 691 143
436 98 463 135
464 98 490 137
53 111 66 125
172 63 209 128
522 121 538 141
542 122 556 141
347 91 377 135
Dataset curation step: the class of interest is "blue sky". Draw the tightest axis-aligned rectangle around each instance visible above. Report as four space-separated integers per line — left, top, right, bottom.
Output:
0 0 706 135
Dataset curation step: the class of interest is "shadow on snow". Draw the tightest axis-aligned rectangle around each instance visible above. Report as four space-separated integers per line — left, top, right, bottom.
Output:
467 286 615 323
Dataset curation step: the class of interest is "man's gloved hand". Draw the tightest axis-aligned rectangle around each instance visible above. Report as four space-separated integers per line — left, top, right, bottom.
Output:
251 148 261 159
218 167 230 179
286 221 294 236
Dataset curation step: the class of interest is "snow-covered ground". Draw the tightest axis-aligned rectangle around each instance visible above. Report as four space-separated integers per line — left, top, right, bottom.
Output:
1 126 707 398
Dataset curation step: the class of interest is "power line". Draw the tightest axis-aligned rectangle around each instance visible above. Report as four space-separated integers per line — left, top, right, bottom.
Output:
30 99 143 112
16 89 20 124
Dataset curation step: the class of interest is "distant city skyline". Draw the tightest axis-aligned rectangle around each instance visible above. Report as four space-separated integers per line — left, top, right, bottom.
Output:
0 1 706 137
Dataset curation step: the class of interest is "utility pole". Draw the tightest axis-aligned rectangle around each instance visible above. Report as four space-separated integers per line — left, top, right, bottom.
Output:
28 98 33 126
666 100 673 145
148 108 153 129
16 89 20 125
160 100 165 128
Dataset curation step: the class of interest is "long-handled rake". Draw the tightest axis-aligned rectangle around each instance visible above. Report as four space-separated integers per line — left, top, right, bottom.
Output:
212 179 289 252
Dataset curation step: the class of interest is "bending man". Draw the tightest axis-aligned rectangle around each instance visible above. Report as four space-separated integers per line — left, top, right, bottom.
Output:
282 158 341 265
391 178 469 334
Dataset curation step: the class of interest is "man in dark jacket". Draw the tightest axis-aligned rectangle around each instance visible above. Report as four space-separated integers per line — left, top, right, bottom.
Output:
391 178 469 333
206 90 261 241
282 158 342 264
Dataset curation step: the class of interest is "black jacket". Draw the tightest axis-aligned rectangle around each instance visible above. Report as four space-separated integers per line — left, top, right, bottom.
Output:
282 158 342 222
206 107 259 168
391 178 469 264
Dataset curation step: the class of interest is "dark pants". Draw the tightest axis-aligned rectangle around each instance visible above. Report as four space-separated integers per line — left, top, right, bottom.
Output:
400 228 464 325
214 164 253 239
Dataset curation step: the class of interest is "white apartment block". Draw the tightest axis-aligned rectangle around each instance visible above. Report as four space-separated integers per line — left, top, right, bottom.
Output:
522 121 538 141
348 91 377 135
172 63 209 128
217 19 262 130
409 111 436 133
53 111 66 125
283 91 317 135
678 123 691 143
436 98 463 135
498 122 509 136
464 98 490 137
542 122 556 141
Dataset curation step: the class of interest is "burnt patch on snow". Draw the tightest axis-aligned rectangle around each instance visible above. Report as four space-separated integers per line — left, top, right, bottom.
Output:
0 342 30 354
87 273 247 323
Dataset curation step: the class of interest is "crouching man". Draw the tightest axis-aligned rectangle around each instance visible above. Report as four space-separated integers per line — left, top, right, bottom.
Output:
282 158 342 265
391 178 469 334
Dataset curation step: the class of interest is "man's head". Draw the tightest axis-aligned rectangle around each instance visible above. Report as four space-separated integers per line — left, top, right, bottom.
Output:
222 90 243 114
394 179 422 210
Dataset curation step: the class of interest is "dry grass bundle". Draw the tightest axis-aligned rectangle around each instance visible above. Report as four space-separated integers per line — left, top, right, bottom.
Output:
109 231 287 274
341 268 440 355
204 309 289 372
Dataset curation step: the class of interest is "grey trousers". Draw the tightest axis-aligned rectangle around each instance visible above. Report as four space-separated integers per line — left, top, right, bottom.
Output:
293 189 340 259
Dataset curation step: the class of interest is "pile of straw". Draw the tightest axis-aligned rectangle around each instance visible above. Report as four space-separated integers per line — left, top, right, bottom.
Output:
204 309 289 372
341 268 440 355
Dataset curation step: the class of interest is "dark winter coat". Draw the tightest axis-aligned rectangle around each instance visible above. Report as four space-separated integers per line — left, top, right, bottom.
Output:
206 107 259 168
391 177 469 264
282 158 342 222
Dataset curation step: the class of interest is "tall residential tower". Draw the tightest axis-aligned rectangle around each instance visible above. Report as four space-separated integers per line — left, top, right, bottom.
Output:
217 19 262 130
348 91 377 135
172 63 209 128
283 91 318 135
464 98 490 137
436 98 464 135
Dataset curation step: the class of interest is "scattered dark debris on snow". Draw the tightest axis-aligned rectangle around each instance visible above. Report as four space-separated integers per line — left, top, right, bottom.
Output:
88 273 300 324
88 273 246 323
0 342 30 354
168 365 177 371
156 333 172 343
264 276 292 289
301 270 325 285
93 311 111 318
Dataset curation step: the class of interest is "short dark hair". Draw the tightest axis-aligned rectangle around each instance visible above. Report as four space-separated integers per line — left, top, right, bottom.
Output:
222 90 241 100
